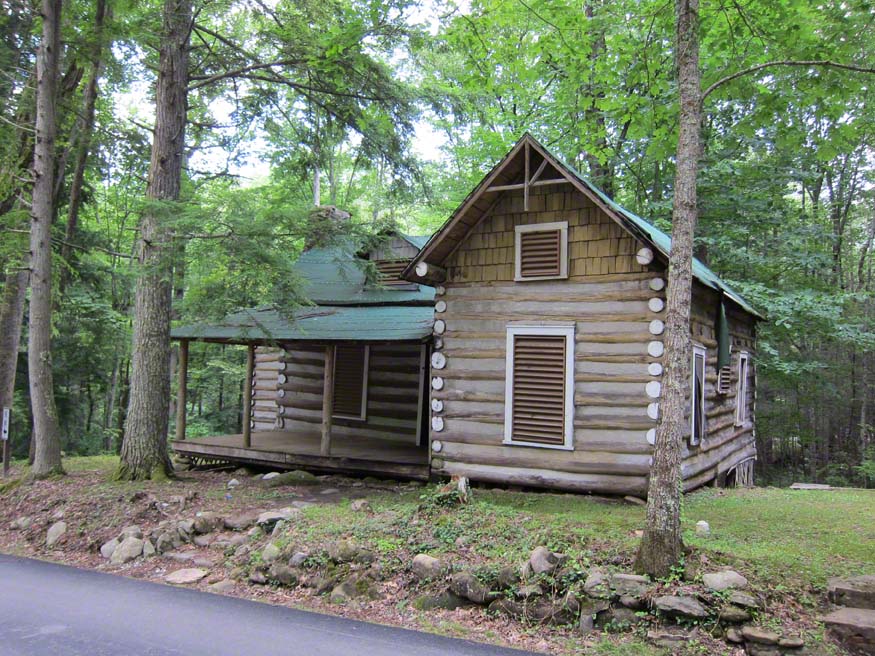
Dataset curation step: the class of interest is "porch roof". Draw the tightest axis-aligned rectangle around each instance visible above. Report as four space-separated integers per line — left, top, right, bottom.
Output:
171 304 434 344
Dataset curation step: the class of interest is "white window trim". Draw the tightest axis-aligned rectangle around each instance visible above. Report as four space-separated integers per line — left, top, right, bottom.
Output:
514 221 569 282
503 324 575 450
332 344 369 421
735 351 749 426
690 344 706 446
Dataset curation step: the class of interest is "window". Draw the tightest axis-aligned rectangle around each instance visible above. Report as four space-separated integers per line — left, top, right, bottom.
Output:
373 260 410 286
735 351 749 426
332 345 369 420
514 222 568 281
690 345 706 446
504 325 575 449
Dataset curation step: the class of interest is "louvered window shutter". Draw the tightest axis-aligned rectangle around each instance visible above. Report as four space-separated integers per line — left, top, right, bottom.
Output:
374 260 409 286
332 345 368 419
519 230 561 278
510 334 568 445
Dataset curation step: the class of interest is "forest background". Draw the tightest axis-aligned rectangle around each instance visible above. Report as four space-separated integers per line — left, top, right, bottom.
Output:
2 0 874 487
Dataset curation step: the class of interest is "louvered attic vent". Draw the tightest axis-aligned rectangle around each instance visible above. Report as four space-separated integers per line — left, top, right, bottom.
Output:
716 366 732 394
505 328 573 448
514 222 568 281
332 344 368 420
374 260 411 286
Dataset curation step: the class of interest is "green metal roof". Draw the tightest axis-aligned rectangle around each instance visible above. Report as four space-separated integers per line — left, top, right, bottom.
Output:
296 240 434 305
172 305 434 343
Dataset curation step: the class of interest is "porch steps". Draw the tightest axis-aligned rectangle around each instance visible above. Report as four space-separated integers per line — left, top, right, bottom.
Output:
824 575 875 655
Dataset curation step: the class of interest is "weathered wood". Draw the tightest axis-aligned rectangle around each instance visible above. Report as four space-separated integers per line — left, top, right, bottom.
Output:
321 344 335 456
242 344 255 448
174 339 189 441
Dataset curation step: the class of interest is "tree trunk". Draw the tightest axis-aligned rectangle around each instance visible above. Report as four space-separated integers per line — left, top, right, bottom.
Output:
28 0 64 478
0 269 29 453
635 0 701 578
59 0 107 291
117 0 191 480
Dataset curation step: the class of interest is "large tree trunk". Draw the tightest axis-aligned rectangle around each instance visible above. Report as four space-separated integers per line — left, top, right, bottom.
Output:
59 0 107 290
117 0 191 480
635 0 701 578
0 269 29 452
29 0 65 478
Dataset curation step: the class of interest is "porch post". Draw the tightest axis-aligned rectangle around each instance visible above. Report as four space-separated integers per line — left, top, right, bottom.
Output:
242 343 255 448
321 344 335 456
175 339 189 441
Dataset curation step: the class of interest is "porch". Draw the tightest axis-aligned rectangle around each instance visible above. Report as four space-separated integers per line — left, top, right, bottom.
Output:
171 431 431 480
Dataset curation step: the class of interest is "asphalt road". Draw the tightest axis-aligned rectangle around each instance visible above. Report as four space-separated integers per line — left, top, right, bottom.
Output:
0 554 540 656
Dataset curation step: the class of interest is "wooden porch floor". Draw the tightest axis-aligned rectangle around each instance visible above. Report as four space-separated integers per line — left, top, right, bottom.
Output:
171 431 430 480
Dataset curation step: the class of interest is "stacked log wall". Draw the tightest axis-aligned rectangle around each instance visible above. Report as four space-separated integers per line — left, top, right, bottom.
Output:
252 342 423 444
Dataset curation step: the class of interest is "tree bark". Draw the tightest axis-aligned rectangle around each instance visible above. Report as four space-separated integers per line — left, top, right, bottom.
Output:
635 0 700 578
59 0 107 290
0 268 29 455
118 0 191 480
28 0 65 478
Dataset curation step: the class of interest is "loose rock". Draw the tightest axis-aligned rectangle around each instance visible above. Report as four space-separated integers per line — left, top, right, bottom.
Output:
778 636 805 648
46 521 67 548
653 595 708 619
208 579 235 593
289 552 308 568
10 517 32 531
100 538 120 560
166 568 208 585
256 509 298 530
119 525 143 540
111 537 144 564
413 590 473 611
718 605 750 624
695 520 711 536
227 478 240 489
268 563 298 586
583 570 610 598
527 546 564 575
350 499 371 512
142 540 156 558
411 554 446 581
729 590 760 609
449 571 491 604
262 470 319 487
223 512 258 531
610 573 650 597
703 569 749 591
193 512 223 535
741 626 781 645
261 543 281 564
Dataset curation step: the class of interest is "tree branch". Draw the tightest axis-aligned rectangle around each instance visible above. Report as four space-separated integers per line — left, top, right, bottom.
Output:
703 60 875 101
187 59 304 90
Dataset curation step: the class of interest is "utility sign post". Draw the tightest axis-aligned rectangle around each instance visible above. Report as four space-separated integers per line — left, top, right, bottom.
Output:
1 407 9 477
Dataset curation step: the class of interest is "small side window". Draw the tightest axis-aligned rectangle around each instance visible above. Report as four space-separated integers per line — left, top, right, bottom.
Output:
514 222 568 281
736 352 749 426
690 345 706 446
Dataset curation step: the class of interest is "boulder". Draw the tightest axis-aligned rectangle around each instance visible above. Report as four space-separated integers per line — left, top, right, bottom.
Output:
193 535 213 548
647 629 692 649
10 516 32 530
610 573 650 597
449 571 491 604
248 570 268 585
528 592 580 625
725 627 744 643
527 546 564 575
111 537 144 565
262 472 281 480
165 568 208 585
496 566 519 590
118 525 143 540
740 626 780 645
487 598 525 619
516 584 543 600
777 636 805 648
350 499 371 512
256 508 298 530
823 607 875 655
411 554 446 581
728 590 760 609
329 579 359 604
193 512 223 535
695 520 711 537
262 470 319 488
261 543 281 564
100 538 120 560
828 574 875 610
176 520 194 541
600 607 645 628
165 551 195 563
718 605 750 624
155 532 181 554
413 590 473 611
208 579 235 593
702 570 748 591
223 512 258 531
328 540 373 564
227 478 240 489
268 563 299 586
653 595 708 619
46 521 67 548
583 570 610 598
289 552 309 568
142 540 156 558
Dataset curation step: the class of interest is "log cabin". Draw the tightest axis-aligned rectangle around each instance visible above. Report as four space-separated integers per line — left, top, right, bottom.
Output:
171 134 761 495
